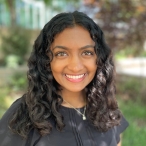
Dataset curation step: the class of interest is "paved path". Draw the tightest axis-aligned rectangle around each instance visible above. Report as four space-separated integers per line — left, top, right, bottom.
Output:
116 58 146 77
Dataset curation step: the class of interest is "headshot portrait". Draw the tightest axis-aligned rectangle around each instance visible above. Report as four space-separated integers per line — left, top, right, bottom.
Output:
0 11 129 146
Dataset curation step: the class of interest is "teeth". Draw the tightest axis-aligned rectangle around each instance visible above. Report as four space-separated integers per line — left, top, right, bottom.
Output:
65 74 85 79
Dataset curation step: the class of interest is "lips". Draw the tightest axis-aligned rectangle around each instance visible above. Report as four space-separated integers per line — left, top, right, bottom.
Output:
65 73 86 82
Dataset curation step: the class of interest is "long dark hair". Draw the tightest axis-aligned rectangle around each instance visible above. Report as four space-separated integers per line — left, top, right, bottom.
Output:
9 11 121 138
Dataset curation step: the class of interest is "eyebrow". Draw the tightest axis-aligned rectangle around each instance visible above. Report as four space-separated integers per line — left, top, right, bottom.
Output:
52 45 95 51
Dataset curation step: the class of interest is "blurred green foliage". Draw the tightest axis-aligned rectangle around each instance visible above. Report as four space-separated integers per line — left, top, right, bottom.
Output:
0 71 27 117
0 87 11 117
116 75 146 145
115 47 140 59
115 46 146 60
42 0 79 5
8 72 27 91
116 75 146 103
1 27 31 66
139 50 146 57
118 99 146 146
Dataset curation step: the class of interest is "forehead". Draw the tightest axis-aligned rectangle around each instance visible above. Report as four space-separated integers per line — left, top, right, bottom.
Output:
51 25 94 48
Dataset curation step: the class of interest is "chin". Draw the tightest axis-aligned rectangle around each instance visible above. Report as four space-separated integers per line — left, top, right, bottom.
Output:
66 88 85 93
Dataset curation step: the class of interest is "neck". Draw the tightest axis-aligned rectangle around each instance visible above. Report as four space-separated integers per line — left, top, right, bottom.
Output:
59 90 86 108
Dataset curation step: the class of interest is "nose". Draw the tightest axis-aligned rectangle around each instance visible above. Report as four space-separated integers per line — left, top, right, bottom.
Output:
67 55 84 72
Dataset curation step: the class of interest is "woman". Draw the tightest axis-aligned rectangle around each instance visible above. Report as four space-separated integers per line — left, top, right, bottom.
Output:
0 11 128 146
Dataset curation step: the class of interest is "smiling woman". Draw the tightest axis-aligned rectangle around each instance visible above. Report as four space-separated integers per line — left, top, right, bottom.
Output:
50 26 97 94
0 11 128 146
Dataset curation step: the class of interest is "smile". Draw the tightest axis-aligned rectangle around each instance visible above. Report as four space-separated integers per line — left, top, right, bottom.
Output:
65 73 87 83
65 73 86 79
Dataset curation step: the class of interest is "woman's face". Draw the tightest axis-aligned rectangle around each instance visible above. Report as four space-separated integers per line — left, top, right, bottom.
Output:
50 25 97 93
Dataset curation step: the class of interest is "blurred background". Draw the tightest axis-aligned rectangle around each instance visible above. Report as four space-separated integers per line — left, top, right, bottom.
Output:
0 0 146 145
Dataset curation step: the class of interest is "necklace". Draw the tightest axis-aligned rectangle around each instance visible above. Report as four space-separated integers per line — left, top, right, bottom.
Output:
63 99 86 120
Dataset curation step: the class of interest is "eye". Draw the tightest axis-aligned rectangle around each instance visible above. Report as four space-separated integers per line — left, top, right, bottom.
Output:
82 51 94 56
55 51 68 57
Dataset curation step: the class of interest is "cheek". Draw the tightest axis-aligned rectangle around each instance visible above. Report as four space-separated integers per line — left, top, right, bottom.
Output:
50 58 57 68
50 63 61 82
50 60 64 74
91 66 97 75
50 61 57 75
87 58 97 72
90 64 97 77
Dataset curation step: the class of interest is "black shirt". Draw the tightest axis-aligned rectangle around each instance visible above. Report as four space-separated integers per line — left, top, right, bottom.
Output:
0 98 129 146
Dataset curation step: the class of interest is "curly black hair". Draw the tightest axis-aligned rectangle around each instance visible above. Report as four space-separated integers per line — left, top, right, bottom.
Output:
9 11 121 138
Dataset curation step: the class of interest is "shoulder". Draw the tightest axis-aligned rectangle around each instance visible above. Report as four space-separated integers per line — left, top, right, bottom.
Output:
0 97 26 146
0 97 22 123
113 114 129 144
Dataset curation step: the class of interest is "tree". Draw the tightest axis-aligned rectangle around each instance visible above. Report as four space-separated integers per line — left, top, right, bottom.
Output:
97 0 146 55
0 0 16 26
38 0 80 11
